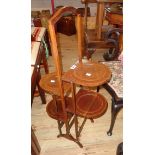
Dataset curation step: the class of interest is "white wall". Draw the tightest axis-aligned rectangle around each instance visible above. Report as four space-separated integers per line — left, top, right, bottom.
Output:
31 0 97 16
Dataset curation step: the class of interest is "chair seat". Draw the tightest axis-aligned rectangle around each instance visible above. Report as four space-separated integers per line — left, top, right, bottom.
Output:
31 41 40 65
101 61 123 98
31 27 46 41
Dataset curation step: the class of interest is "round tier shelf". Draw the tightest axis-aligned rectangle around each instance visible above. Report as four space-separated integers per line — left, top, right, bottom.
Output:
46 97 73 122
62 62 112 87
67 89 108 119
46 89 108 120
39 72 71 96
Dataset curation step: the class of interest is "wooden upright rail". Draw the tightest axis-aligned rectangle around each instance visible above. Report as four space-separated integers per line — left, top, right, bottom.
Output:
48 6 77 122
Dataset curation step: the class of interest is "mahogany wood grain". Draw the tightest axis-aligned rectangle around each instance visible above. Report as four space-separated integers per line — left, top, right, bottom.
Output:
62 62 111 87
47 7 84 147
39 72 71 96
77 14 83 62
96 2 105 39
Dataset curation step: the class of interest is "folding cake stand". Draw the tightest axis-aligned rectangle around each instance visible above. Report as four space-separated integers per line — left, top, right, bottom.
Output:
39 6 112 148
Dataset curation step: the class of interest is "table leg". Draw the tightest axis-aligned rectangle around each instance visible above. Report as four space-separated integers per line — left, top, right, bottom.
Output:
107 98 123 136
31 128 41 155
42 46 49 74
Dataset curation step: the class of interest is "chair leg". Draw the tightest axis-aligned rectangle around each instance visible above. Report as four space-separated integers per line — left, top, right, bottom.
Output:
37 71 46 104
42 47 49 74
116 142 123 155
107 98 122 136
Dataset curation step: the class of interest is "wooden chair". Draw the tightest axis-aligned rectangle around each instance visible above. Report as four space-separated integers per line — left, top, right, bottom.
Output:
97 56 123 136
116 142 123 155
80 0 121 60
31 42 47 104
104 2 123 60
103 28 123 60
31 27 50 74
31 26 51 57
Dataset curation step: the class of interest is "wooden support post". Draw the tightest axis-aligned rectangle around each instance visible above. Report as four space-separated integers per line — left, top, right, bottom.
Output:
96 2 105 40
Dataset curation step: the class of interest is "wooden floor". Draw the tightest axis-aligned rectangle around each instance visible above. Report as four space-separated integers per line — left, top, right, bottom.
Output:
32 33 123 155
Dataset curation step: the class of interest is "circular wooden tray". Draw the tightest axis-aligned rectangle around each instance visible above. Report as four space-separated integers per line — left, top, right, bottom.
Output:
39 72 71 96
72 62 111 86
75 89 108 119
46 97 73 122
46 89 108 120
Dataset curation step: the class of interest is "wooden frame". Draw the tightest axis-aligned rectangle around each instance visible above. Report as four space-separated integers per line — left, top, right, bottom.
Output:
81 0 122 60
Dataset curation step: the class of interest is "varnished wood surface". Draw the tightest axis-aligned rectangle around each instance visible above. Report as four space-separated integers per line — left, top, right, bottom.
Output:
85 29 116 48
62 62 111 87
82 0 120 59
39 72 71 96
32 32 122 155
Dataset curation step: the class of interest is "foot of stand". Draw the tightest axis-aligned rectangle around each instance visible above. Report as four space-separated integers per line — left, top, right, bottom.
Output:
107 131 112 136
57 133 83 148
57 134 62 138
90 118 94 123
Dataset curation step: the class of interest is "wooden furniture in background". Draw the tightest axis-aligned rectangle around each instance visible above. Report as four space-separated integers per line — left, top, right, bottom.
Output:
76 7 91 17
31 26 51 58
105 2 123 58
55 6 77 36
31 127 41 155
31 66 44 155
57 15 76 36
31 41 49 155
116 142 123 155
31 42 48 105
81 0 122 60
31 41 49 74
